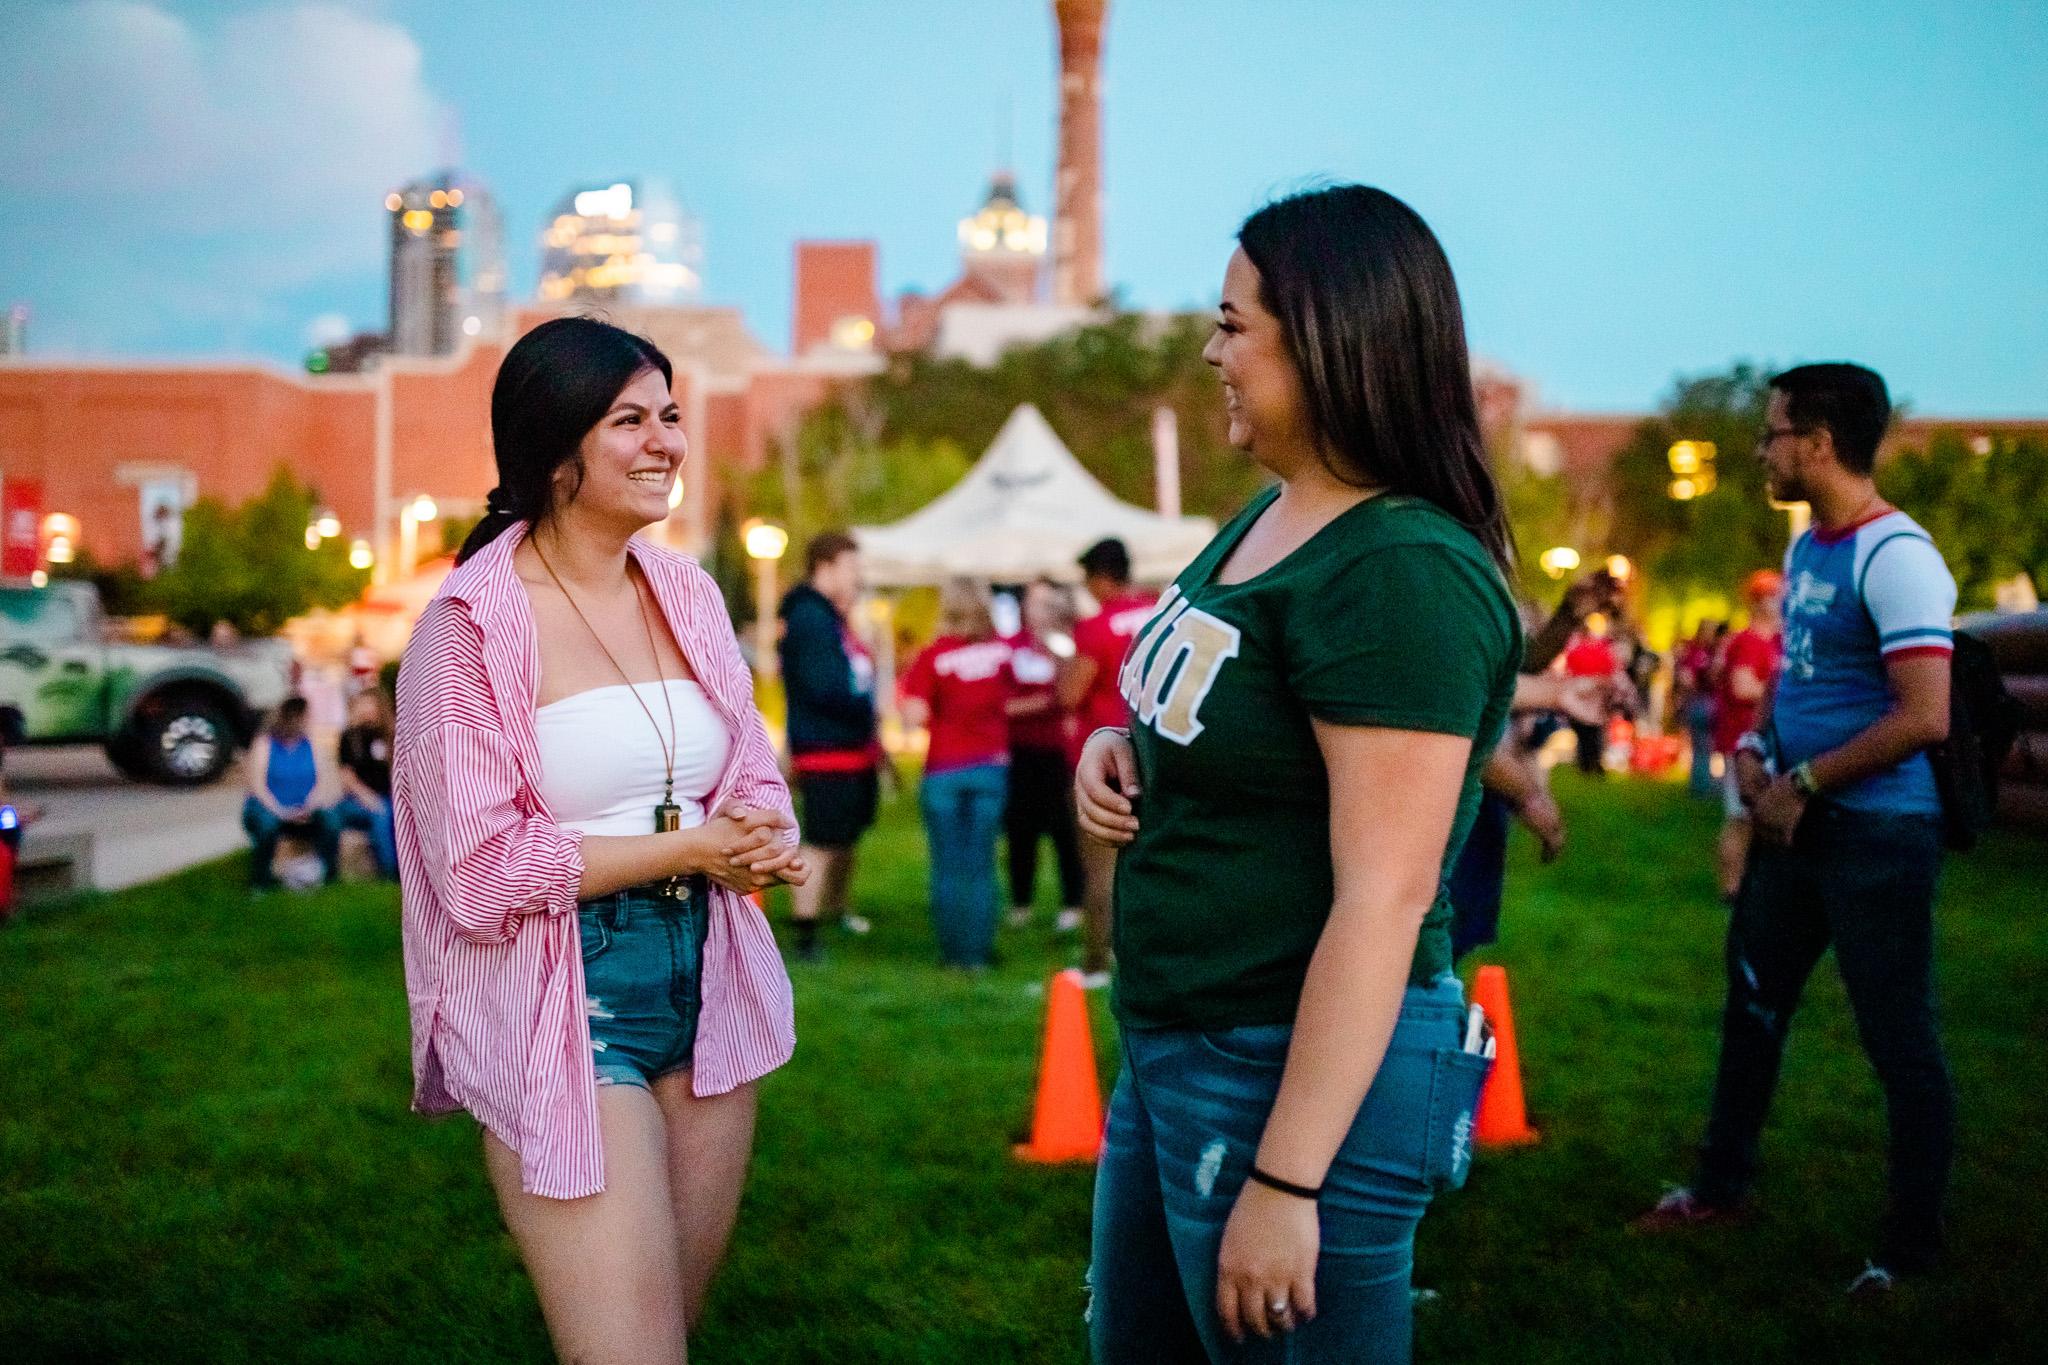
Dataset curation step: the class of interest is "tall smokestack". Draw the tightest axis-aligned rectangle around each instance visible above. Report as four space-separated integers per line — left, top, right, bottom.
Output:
1052 0 1106 307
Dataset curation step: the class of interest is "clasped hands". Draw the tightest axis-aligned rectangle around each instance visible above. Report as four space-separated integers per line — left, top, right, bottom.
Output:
696 801 809 893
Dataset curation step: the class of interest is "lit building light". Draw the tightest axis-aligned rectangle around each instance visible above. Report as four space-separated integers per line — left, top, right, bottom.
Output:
1538 546 1581 579
349 540 374 570
408 494 439 523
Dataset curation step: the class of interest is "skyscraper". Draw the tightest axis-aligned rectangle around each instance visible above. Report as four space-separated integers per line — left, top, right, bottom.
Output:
1051 0 1107 307
538 180 704 305
386 174 464 356
459 181 507 340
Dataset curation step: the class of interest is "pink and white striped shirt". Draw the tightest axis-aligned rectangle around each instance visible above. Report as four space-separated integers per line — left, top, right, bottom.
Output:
393 523 796 1199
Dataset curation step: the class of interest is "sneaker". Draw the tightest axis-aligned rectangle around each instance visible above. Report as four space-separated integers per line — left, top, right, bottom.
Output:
839 913 872 936
1845 1263 1897 1299
1631 1185 1748 1232
1079 970 1112 991
1006 906 1034 929
1055 908 1084 934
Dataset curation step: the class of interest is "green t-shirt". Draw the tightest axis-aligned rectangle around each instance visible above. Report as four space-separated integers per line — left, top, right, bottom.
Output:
1110 486 1521 1031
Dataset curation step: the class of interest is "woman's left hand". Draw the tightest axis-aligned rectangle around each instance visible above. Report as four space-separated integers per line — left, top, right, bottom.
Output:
1215 1180 1319 1342
710 802 810 890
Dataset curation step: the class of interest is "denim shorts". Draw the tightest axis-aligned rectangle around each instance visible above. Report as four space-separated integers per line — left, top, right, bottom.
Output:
578 877 712 1090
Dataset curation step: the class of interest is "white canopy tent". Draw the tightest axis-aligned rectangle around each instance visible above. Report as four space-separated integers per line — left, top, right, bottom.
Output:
853 404 1216 588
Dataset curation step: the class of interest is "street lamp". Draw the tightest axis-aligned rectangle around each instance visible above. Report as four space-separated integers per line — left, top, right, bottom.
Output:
348 539 375 571
398 494 440 577
742 518 789 677
1539 546 1581 579
1605 554 1633 582
314 509 342 540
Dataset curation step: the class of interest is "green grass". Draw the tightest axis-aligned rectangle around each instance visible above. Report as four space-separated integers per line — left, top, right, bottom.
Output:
1 772 2043 1362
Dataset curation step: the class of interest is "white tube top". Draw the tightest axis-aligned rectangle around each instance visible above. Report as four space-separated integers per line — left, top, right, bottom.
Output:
534 680 731 837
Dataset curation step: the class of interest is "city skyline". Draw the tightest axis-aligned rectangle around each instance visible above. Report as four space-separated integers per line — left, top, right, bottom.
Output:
2 0 2044 414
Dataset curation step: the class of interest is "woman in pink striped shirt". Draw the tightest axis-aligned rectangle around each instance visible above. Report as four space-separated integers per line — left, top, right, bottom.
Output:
395 316 806 1363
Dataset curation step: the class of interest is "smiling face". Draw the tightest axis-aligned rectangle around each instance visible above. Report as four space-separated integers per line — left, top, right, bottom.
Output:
553 366 686 533
1201 247 1318 472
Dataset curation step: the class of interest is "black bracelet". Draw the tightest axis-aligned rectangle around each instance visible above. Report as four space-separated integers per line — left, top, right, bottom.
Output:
1247 1164 1322 1201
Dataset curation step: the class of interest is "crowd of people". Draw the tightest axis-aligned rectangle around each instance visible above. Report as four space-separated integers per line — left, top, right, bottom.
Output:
373 183 1971 1363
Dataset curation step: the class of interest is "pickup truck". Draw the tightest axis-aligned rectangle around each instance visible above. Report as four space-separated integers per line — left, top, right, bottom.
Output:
0 580 295 785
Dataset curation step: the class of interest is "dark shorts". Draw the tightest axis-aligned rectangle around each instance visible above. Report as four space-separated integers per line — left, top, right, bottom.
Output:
795 767 880 848
579 877 711 1090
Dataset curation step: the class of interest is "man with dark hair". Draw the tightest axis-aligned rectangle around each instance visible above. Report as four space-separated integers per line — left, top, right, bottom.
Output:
1639 363 1959 1296
1062 538 1156 983
778 530 880 962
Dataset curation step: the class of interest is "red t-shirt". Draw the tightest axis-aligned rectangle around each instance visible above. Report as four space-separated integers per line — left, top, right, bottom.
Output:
1073 591 1159 734
901 635 1017 773
1712 627 1783 755
1003 630 1072 755
1563 635 1618 679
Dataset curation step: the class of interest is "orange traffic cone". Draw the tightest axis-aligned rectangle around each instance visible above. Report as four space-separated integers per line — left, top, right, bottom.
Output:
1471 964 1540 1147
1016 968 1106 1163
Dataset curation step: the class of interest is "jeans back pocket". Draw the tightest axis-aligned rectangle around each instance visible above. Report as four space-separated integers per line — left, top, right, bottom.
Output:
1423 1048 1493 1191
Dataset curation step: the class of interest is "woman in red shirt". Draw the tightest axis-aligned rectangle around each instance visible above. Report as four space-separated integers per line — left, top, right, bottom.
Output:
900 579 1018 967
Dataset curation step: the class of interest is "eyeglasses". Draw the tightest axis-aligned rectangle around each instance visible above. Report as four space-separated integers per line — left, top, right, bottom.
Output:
1754 426 1808 450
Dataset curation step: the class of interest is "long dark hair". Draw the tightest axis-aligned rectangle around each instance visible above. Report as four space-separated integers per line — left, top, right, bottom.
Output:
1237 184 1512 573
456 316 674 564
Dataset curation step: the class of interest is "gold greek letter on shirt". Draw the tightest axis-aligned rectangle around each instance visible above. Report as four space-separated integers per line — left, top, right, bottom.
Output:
1133 606 1242 745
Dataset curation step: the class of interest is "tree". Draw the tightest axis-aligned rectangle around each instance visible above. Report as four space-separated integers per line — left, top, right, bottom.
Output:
1879 433 2048 612
146 467 370 636
1603 364 1788 601
742 314 1264 553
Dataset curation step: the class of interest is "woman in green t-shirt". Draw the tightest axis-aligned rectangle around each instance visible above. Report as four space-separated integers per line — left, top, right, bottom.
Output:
1075 184 1521 1364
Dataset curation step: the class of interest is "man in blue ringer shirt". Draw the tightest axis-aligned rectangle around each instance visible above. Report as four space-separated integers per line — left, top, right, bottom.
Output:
1638 364 1958 1297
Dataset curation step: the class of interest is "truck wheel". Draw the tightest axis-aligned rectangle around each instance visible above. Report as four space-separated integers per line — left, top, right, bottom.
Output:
104 733 151 781
133 696 237 786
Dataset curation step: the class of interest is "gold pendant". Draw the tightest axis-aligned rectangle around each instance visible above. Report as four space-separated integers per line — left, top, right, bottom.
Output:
654 800 687 899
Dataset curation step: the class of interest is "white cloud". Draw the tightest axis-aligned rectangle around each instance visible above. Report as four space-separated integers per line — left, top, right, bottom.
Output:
0 1 447 346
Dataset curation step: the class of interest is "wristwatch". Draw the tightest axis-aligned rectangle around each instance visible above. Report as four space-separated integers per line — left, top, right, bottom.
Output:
1789 761 1822 797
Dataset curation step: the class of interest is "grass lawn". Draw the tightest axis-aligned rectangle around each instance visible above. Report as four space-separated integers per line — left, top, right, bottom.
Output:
2 771 2043 1362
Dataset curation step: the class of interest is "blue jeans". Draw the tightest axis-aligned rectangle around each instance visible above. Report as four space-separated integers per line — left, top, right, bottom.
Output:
1091 976 1484 1364
919 762 1008 966
1685 697 1718 799
579 878 712 1089
1694 801 1951 1269
242 797 338 889
334 793 398 878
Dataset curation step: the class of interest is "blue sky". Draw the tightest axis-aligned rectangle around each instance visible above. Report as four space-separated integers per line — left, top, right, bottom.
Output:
4 0 2044 414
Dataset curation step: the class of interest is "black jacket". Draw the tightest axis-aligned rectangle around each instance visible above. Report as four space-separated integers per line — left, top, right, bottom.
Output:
777 583 877 754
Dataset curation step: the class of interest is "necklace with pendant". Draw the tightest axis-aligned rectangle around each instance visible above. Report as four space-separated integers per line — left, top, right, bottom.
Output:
534 541 690 899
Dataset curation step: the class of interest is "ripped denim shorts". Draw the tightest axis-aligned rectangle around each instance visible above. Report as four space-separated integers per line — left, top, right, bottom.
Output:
577 876 712 1090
